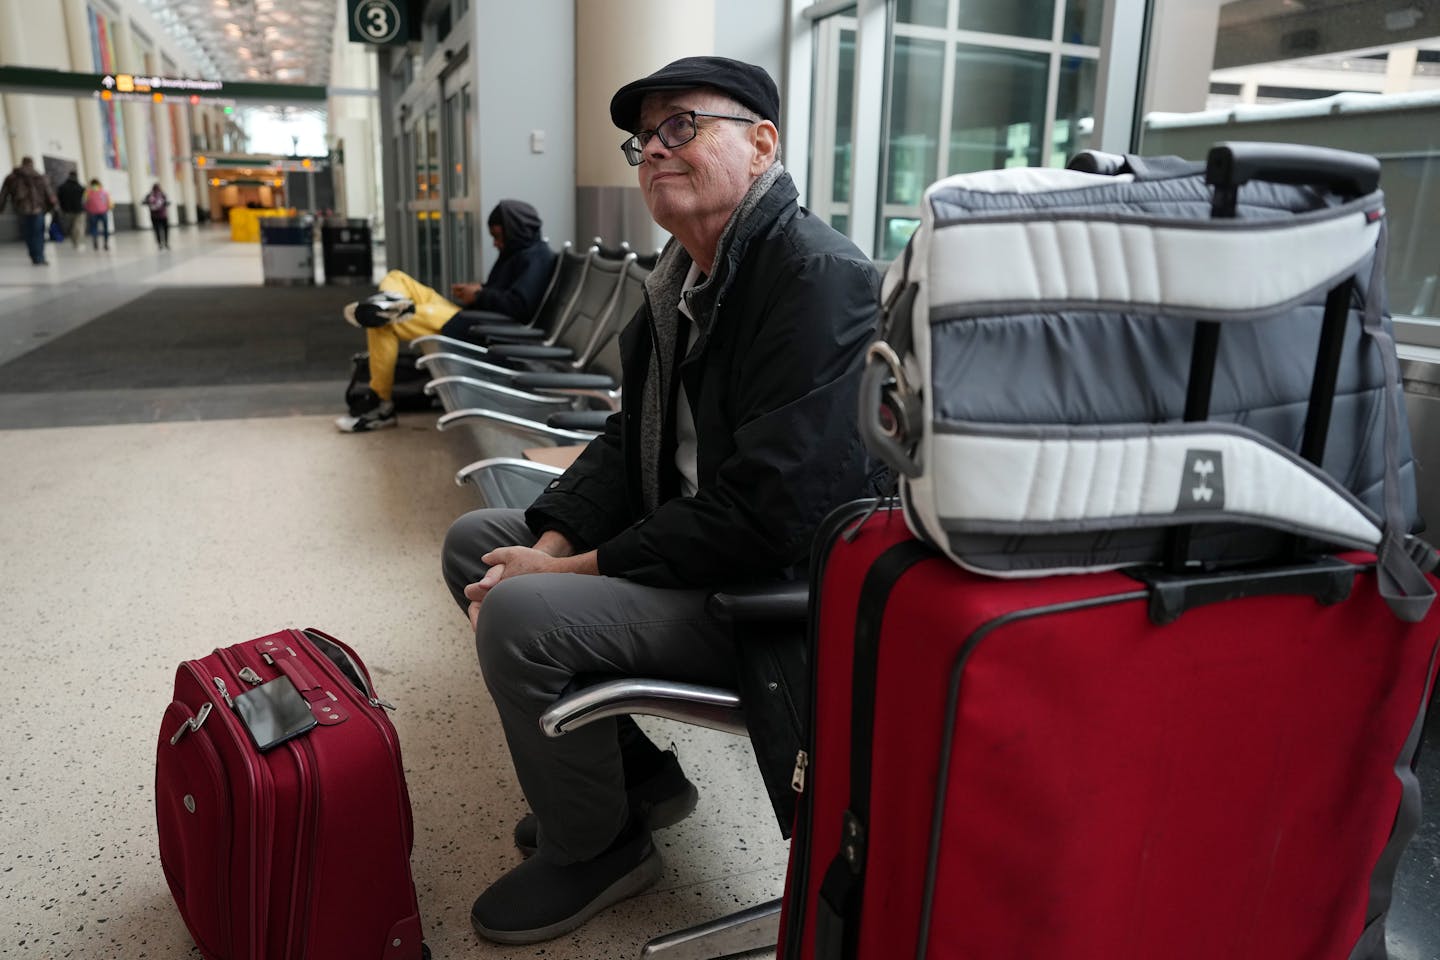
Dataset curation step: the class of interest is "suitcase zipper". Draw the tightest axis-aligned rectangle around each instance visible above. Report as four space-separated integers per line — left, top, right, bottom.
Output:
295 630 415 848
212 647 278 960
188 654 272 960
281 737 320 960
782 499 877 959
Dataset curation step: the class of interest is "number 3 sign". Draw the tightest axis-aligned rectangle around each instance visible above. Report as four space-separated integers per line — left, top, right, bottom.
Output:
347 0 408 46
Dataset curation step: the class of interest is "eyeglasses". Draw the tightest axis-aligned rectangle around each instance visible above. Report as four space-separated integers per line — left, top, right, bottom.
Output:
620 110 756 166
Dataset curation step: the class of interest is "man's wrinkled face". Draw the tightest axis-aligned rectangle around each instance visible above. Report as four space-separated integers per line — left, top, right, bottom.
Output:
634 90 760 235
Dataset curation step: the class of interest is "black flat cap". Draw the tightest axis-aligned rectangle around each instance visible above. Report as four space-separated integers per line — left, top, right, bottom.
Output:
610 56 780 133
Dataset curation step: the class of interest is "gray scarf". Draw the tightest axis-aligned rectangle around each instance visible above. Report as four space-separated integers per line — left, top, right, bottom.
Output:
638 162 787 511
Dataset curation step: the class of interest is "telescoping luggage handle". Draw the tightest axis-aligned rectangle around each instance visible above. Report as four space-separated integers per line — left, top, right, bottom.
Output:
1168 144 1434 622
1165 143 1381 569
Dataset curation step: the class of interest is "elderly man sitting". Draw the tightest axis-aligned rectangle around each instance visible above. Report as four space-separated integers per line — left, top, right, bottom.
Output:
441 56 881 944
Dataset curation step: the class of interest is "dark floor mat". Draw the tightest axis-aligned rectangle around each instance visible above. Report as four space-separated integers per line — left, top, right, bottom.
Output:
0 285 365 392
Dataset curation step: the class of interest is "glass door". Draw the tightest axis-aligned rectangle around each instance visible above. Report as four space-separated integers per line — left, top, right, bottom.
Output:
808 14 858 237
420 105 444 289
404 103 444 290
443 73 475 285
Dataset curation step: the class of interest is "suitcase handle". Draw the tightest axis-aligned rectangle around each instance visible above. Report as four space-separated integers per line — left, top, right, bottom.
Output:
169 701 213 746
1205 142 1380 199
276 656 320 692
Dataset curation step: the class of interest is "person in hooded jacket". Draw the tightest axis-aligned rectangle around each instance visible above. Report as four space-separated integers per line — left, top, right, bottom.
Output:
337 199 556 433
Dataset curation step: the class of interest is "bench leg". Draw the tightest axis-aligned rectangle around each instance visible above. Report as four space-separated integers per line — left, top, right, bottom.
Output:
640 897 781 959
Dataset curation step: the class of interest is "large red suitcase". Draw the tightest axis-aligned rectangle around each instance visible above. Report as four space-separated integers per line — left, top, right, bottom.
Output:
779 505 1440 960
156 627 427 960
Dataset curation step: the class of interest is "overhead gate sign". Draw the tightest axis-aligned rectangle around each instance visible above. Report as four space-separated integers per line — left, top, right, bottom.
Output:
348 0 409 46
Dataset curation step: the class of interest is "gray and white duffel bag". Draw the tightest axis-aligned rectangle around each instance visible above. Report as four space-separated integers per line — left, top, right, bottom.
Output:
860 141 1437 620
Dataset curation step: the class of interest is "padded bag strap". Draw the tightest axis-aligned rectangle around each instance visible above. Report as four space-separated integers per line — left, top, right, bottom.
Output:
1067 150 1202 180
1360 220 1436 621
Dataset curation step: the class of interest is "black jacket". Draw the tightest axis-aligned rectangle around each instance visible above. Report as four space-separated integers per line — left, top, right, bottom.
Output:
525 168 879 829
57 178 85 213
466 200 556 319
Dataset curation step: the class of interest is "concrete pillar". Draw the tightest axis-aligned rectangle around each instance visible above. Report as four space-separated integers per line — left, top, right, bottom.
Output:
327 20 381 223
0 0 45 163
59 0 106 180
172 103 197 223
573 0 715 250
1142 0 1224 116
153 96 178 221
1385 47 1419 95
0 94 10 172
1240 81 1259 105
113 15 154 230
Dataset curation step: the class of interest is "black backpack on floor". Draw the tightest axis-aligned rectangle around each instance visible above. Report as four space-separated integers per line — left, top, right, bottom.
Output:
344 350 440 413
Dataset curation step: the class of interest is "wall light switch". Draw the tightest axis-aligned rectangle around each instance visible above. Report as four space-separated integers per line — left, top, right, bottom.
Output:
530 130 546 154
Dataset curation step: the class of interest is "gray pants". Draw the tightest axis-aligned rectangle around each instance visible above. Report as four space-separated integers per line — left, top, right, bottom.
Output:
441 508 737 863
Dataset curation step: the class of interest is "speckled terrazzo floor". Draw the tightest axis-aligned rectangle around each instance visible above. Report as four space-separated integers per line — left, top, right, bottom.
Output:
0 414 786 959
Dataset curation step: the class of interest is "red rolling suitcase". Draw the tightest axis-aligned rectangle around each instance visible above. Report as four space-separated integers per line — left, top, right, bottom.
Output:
156 627 427 960
779 505 1440 960
780 143 1440 959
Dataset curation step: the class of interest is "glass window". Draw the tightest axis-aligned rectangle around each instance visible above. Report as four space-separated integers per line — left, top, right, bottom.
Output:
422 105 442 289
956 0 1055 41
1138 0 1439 322
1052 55 1098 166
896 0 947 28
833 29 856 207
948 44 1049 175
885 37 945 207
1062 0 1102 46
882 216 921 260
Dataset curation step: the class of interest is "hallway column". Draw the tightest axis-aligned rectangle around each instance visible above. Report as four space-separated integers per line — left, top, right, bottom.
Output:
173 104 197 224
60 0 106 180
573 0 715 251
113 14 154 232
0 0 45 163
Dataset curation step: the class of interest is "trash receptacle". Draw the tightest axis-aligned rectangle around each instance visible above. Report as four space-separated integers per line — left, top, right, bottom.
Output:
259 217 315 286
321 218 374 286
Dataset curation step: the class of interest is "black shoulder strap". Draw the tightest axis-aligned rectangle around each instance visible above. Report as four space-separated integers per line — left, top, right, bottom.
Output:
815 539 933 960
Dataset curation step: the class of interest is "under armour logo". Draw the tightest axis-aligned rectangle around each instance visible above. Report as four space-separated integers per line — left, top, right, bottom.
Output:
1178 450 1224 512
1192 458 1216 502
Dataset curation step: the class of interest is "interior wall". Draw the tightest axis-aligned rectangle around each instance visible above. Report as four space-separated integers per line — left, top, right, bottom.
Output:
714 0 786 94
471 0 575 268
328 4 382 225
573 0 716 251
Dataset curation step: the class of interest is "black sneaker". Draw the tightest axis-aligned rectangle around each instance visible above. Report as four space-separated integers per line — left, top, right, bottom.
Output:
513 749 697 857
343 292 414 328
335 401 397 433
472 816 662 945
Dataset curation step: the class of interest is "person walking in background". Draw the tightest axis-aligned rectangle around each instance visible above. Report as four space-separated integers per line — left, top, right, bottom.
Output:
56 171 85 248
144 183 170 249
0 156 58 265
83 179 111 250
